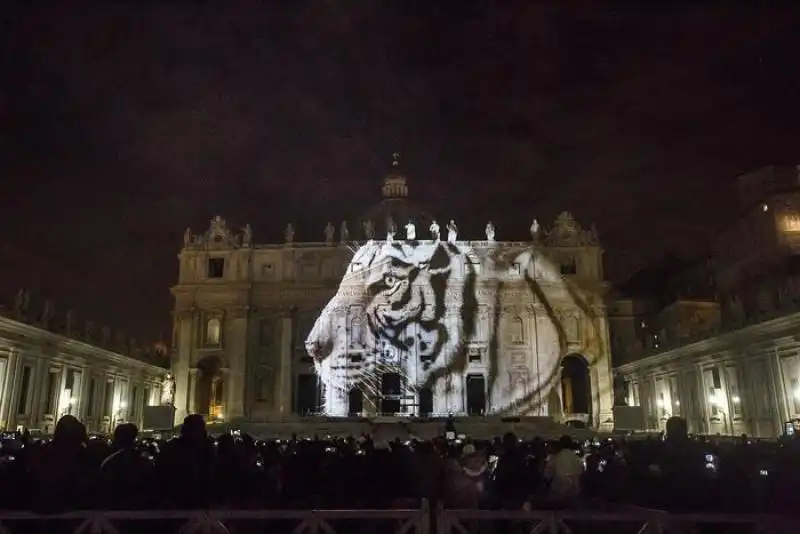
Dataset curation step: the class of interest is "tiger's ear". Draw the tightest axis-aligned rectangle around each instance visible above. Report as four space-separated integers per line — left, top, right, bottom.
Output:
428 244 452 274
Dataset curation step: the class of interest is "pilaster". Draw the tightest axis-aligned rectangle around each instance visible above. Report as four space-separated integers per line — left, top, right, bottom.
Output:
0 349 21 430
172 309 195 424
188 368 198 415
279 317 293 417
225 306 249 420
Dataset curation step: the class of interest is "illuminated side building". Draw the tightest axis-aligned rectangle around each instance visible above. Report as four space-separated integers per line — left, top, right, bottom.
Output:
0 295 167 434
170 160 614 428
612 165 800 437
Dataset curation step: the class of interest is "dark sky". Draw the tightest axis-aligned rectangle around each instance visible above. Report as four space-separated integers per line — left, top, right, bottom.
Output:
1 3 799 342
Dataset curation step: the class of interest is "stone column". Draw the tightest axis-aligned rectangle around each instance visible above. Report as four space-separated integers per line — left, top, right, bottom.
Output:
225 307 249 420
172 309 196 424
220 367 232 419
278 316 293 417
592 312 615 430
31 356 48 426
187 368 198 415
0 349 22 429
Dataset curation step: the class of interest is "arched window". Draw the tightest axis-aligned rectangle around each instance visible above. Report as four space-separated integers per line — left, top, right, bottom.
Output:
349 307 363 349
509 316 524 344
206 318 221 346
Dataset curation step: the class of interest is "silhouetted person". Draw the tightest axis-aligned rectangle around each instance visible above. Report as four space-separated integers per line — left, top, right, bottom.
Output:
543 436 583 507
31 415 92 512
155 414 215 508
100 423 152 509
492 432 530 508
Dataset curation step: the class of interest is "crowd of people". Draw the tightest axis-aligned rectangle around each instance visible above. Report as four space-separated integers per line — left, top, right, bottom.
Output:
0 414 798 516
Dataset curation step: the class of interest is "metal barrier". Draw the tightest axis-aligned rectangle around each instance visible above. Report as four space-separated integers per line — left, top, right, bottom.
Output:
0 502 795 534
437 504 797 534
0 501 430 534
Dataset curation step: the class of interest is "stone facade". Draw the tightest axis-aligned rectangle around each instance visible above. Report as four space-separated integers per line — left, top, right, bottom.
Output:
615 311 800 438
611 166 800 438
0 315 167 434
170 166 615 429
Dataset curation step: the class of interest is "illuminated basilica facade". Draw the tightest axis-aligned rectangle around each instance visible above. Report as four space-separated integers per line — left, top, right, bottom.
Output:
170 162 615 429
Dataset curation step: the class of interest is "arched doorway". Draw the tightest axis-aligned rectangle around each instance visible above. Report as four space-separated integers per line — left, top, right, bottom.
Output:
561 354 591 419
196 356 225 420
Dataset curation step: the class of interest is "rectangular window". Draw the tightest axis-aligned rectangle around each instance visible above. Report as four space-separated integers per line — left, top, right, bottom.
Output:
709 387 720 417
87 378 96 416
207 257 225 278
17 366 31 415
45 371 60 415
468 349 482 363
143 387 151 407
560 257 577 275
711 368 722 389
104 381 115 417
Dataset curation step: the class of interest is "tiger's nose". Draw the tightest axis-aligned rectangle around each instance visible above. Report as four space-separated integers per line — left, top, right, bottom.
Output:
305 337 332 361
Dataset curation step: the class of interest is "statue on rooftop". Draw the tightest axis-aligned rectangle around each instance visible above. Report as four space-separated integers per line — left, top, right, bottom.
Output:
324 222 335 245
242 224 252 247
363 219 375 240
430 220 440 241
386 217 396 243
340 221 349 242
40 300 55 329
530 218 541 242
285 223 295 244
447 220 458 243
405 219 416 241
485 221 496 242
183 227 192 248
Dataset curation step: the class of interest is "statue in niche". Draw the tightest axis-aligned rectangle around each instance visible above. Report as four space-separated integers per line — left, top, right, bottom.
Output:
530 218 541 242
430 220 440 241
65 309 76 335
447 220 458 243
285 223 295 244
84 320 95 341
40 300 55 329
363 219 375 240
340 221 349 242
386 217 396 243
183 227 192 248
101 326 111 345
324 222 335 244
405 219 416 241
13 288 30 319
485 221 496 241
242 224 252 247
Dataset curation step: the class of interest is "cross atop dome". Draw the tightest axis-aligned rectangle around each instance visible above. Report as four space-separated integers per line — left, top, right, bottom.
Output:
382 150 409 198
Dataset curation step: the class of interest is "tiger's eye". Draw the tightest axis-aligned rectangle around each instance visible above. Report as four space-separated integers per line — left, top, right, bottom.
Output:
383 274 397 286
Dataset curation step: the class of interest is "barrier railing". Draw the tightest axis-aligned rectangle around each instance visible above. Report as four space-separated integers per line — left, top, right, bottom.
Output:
0 501 430 534
437 505 798 534
0 502 795 534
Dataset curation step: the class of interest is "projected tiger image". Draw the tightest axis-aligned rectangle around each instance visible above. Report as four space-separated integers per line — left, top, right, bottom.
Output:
305 235 604 418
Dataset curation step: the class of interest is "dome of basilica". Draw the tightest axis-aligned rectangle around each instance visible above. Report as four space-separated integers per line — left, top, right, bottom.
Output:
354 155 436 240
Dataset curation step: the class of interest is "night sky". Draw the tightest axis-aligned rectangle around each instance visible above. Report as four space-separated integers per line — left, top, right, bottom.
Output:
1 4 799 342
